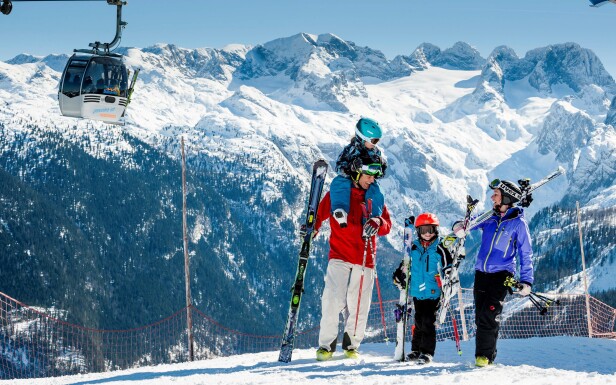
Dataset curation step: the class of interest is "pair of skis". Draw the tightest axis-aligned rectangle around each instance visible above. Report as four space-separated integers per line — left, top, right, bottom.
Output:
278 159 328 363
393 216 415 361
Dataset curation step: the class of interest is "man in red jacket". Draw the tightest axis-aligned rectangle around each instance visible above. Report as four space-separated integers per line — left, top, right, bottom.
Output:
314 157 392 361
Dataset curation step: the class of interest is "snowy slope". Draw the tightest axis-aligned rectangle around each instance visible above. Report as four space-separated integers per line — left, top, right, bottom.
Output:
15 337 616 385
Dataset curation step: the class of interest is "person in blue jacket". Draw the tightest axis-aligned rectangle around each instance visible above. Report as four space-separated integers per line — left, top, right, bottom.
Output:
393 212 452 364
330 117 387 227
456 179 534 367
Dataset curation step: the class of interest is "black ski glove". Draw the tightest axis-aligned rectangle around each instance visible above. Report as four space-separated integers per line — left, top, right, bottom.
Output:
392 261 407 290
520 193 533 208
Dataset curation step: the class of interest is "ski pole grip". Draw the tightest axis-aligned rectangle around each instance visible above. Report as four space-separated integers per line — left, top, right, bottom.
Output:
361 202 368 219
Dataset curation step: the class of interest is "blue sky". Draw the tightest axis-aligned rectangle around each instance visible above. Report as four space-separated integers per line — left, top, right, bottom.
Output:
2 0 616 76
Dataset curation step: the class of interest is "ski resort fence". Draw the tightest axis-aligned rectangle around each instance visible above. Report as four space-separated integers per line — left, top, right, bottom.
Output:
1 289 615 380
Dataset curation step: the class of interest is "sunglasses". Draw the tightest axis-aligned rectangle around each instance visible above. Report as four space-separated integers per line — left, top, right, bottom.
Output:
418 225 436 235
360 163 383 177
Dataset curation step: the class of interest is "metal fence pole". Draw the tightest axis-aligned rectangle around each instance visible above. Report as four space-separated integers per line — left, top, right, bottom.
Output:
181 136 195 360
576 201 593 338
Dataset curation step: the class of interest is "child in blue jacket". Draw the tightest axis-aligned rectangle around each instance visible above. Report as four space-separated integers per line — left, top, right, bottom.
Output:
331 118 387 225
393 212 452 364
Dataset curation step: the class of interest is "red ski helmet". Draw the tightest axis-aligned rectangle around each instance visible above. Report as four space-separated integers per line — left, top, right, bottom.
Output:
415 213 439 237
415 213 439 227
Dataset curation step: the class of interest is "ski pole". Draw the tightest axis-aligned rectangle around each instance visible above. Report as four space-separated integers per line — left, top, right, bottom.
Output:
354 235 368 337
436 274 461 355
451 311 462 355
503 277 560 315
353 200 370 337
371 237 389 342
364 199 388 341
528 292 560 315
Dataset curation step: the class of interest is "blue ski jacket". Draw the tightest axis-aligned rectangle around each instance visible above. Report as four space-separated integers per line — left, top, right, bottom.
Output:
409 238 452 300
471 207 534 285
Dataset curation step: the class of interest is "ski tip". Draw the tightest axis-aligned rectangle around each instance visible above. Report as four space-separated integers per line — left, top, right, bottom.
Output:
557 165 565 175
404 216 415 227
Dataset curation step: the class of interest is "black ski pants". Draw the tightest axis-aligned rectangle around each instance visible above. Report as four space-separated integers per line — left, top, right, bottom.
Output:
474 270 512 361
411 298 440 356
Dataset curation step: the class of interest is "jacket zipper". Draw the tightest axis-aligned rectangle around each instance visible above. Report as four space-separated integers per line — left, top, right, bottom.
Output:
483 218 513 271
502 238 512 260
483 220 500 271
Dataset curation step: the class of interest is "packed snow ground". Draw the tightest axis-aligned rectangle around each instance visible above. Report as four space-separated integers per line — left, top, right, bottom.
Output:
15 336 616 385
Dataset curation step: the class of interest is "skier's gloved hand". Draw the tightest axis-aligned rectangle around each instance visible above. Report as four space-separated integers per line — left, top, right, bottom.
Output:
362 217 382 238
392 262 406 290
452 220 466 239
517 282 532 296
520 194 533 208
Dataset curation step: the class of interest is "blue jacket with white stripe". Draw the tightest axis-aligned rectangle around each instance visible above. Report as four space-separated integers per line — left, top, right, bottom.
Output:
409 237 452 300
471 207 534 285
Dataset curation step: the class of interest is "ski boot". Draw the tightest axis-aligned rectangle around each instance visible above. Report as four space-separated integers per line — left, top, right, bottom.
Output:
316 348 333 361
343 349 359 359
416 353 432 365
406 351 421 361
475 356 491 367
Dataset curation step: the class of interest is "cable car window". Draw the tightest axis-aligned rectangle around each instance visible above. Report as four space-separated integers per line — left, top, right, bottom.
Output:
61 59 88 98
82 57 128 97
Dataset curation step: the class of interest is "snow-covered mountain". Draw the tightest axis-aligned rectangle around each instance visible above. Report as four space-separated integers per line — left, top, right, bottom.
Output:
1 33 615 331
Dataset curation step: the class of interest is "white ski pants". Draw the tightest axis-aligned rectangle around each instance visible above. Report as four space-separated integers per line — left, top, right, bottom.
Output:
318 258 375 351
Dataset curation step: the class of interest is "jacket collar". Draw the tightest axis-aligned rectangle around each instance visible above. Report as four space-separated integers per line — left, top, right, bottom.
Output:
494 206 523 221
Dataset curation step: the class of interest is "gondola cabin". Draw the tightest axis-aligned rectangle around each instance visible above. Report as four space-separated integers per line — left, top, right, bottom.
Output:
58 53 129 124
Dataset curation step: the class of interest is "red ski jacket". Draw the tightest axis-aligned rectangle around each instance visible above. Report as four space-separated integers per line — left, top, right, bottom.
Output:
315 187 391 268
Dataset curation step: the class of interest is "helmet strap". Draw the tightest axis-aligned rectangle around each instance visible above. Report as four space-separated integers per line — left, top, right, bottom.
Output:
352 172 365 189
494 203 509 216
